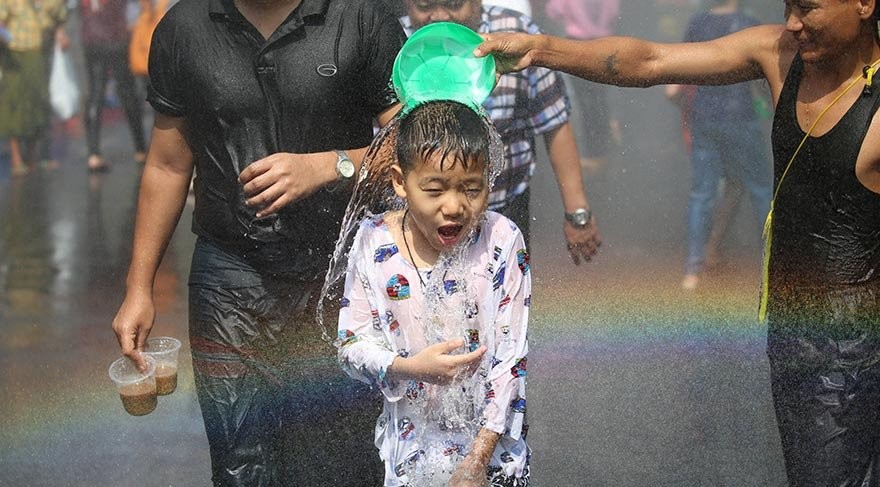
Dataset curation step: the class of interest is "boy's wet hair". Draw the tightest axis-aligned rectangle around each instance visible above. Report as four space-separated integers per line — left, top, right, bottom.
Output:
396 100 489 174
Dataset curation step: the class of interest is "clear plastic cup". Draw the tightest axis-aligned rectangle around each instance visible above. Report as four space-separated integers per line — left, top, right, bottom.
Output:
144 337 181 396
109 355 157 416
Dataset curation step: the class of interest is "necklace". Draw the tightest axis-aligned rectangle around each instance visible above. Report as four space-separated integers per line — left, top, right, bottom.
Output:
401 210 427 288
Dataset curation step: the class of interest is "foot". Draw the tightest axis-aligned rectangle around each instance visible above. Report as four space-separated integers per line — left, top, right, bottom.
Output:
681 274 700 291
134 151 147 164
87 155 109 172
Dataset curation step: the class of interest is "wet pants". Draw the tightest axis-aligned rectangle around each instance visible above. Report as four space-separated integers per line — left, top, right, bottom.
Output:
189 238 383 486
767 328 880 487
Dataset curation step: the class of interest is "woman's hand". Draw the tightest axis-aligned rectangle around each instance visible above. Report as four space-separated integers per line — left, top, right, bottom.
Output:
474 32 545 74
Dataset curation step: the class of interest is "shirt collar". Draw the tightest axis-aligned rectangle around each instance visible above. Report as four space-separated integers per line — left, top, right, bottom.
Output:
208 0 329 25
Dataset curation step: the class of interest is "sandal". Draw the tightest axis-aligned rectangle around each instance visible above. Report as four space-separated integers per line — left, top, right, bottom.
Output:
87 155 110 173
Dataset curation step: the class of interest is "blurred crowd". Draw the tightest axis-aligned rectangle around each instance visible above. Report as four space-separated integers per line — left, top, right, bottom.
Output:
0 0 173 176
0 0 775 281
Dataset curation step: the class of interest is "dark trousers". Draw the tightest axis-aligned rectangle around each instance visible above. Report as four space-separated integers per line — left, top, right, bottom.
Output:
82 44 146 157
767 327 880 486
189 238 383 486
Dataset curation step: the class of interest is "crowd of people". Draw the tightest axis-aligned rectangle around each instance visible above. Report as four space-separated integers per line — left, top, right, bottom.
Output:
0 0 169 176
3 0 876 485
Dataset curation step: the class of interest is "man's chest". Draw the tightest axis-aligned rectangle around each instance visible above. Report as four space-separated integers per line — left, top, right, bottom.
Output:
178 26 364 119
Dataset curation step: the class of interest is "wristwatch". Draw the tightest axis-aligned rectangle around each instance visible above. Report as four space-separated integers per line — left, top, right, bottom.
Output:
564 208 592 228
328 150 355 192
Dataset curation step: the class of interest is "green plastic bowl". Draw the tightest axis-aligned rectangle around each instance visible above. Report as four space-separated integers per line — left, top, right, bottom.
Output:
393 22 496 109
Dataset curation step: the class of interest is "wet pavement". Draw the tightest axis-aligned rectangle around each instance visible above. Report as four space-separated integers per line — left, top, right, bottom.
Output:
0 95 788 486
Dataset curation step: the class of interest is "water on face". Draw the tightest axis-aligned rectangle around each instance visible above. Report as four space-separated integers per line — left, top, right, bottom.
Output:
317 107 504 340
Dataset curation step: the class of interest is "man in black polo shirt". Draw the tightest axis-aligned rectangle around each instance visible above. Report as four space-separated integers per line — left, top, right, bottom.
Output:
110 0 406 484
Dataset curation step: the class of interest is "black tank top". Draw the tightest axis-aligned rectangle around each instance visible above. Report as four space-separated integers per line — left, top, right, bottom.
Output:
768 54 880 328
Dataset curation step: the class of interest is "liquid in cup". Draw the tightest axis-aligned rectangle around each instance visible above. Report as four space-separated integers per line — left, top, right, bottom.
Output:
109 355 157 416
144 337 181 395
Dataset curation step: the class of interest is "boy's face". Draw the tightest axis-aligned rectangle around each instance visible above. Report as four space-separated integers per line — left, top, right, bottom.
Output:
392 151 489 254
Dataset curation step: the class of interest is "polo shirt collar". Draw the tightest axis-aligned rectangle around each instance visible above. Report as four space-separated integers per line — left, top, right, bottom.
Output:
207 0 330 27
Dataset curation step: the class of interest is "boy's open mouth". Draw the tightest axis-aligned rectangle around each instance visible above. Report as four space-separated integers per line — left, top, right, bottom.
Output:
437 224 464 245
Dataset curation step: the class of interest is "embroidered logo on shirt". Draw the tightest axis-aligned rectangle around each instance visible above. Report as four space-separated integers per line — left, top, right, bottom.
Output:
316 63 338 77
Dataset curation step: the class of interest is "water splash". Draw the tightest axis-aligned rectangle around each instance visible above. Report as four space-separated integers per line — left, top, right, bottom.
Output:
316 105 504 341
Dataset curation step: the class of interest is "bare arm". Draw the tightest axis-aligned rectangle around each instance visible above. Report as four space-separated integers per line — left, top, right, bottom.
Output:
112 113 194 369
543 122 601 263
449 428 502 487
476 24 788 89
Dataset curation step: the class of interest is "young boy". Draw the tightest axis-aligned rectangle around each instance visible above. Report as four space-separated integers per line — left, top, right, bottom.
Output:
337 100 531 486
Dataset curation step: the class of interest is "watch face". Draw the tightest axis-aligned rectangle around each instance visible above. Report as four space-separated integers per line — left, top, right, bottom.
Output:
567 210 590 227
337 154 355 179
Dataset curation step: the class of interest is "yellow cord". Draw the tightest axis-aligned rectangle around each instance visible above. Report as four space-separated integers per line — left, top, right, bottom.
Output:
758 57 880 322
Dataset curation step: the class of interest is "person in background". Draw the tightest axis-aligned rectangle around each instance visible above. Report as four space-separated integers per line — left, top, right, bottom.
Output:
481 0 530 17
129 0 169 87
476 1 880 484
80 0 147 172
401 0 602 264
664 0 771 290
110 0 406 483
545 0 620 175
0 0 68 177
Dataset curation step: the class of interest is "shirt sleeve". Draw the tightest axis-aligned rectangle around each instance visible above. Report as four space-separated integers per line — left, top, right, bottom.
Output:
337 230 405 402
146 10 187 117
481 229 530 438
356 0 406 116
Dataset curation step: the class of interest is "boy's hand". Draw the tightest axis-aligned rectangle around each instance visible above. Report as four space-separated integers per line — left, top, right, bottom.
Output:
390 338 486 385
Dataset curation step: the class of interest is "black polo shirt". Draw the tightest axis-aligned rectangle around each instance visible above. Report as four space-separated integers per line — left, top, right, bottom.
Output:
147 0 405 274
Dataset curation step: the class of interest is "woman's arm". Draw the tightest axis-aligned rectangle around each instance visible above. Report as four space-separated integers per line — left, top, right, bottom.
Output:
476 24 786 88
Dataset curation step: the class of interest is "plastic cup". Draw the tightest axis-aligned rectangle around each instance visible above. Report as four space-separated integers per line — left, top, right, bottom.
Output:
392 22 496 109
144 336 181 396
109 355 157 416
